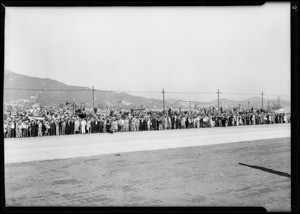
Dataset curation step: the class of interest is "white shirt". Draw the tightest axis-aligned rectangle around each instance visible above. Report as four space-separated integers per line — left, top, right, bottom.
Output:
81 120 86 127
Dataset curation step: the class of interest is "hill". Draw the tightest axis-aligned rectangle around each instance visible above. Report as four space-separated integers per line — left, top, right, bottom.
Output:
3 70 290 110
4 69 163 109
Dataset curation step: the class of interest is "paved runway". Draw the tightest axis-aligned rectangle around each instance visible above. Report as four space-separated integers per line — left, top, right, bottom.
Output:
5 123 290 164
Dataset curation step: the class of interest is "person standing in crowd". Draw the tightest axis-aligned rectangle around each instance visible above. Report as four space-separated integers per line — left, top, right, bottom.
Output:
69 119 73 134
188 116 193 128
177 114 182 129
119 118 124 132
252 113 256 125
90 118 95 133
181 115 186 129
237 113 241 126
99 118 104 133
228 114 233 126
196 115 200 128
35 120 39 137
193 116 197 128
147 117 151 131
287 113 291 123
29 121 33 137
70 119 74 134
23 121 28 137
15 121 20 138
55 120 59 135
143 117 148 131
75 118 80 134
86 119 91 134
167 115 171 130
19 121 24 138
135 117 140 131
151 116 156 130
106 118 111 132
171 115 175 129
185 116 189 129
284 113 287 123
239 114 243 125
29 120 33 137
59 119 63 135
38 121 43 137
257 113 261 124
62 120 66 135
122 117 127 132
67 120 71 135
45 121 50 136
156 116 160 130
209 115 214 127
81 118 86 134
7 121 11 138
263 114 268 124
95 118 100 133
102 118 107 133
163 116 168 130
138 117 143 131
158 116 163 130
51 120 56 135
111 119 118 133
130 117 135 131
4 122 7 138
64 120 68 135
10 121 15 138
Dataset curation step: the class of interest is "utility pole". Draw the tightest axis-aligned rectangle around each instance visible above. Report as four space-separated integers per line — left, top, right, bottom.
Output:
162 88 165 113
260 91 265 109
73 101 75 114
248 101 250 110
92 86 95 109
217 89 221 112
268 100 270 110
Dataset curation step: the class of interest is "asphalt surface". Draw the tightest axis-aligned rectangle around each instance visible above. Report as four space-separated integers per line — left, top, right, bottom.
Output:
5 123 290 164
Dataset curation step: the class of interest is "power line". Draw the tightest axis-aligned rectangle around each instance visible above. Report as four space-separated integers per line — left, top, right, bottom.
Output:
4 88 90 91
112 91 161 94
4 87 290 98
223 92 290 97
266 94 290 97
222 92 259 96
170 92 215 95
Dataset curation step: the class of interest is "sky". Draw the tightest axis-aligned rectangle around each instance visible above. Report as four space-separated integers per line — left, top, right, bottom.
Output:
4 2 291 102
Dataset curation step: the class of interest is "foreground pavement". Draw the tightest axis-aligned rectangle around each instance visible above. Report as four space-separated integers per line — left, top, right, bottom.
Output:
5 123 290 164
5 137 290 210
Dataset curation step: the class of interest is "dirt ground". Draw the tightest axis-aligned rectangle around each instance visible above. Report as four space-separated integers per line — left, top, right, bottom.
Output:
5 137 290 211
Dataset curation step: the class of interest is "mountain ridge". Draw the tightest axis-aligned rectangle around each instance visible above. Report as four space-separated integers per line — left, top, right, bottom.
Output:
4 70 290 110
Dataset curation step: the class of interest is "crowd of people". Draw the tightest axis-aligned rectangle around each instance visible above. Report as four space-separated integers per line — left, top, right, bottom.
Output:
3 104 291 138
